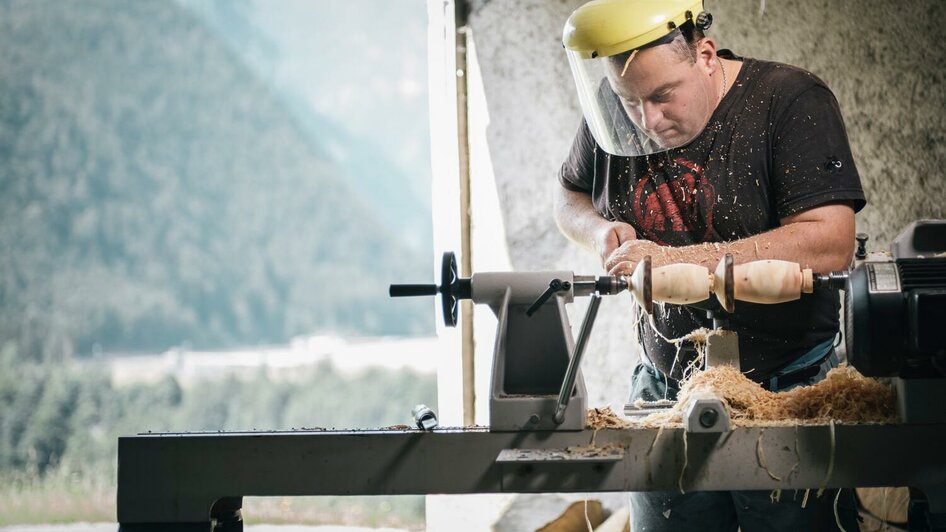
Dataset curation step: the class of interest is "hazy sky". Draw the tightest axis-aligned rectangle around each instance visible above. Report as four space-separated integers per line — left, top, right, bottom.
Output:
177 0 433 197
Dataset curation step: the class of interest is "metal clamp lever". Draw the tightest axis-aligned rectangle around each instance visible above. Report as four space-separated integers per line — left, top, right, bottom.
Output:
553 294 602 424
526 279 571 317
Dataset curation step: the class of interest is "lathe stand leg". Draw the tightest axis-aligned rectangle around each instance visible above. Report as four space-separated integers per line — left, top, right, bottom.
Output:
211 497 244 531
117 523 213 531
117 496 243 532
910 487 946 532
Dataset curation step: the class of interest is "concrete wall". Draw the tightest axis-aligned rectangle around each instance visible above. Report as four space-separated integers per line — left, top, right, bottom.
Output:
465 0 946 407
710 0 946 247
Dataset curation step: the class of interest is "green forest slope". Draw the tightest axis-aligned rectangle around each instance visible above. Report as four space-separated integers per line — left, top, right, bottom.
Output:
0 0 434 361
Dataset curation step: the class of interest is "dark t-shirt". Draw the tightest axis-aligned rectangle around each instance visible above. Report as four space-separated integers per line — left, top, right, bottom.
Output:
559 52 866 382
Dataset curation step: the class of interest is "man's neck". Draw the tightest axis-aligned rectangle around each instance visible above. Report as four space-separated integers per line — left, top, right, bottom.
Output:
719 56 743 96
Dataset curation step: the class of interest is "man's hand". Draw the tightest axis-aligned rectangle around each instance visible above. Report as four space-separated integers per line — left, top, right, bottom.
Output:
593 222 637 267
554 186 642 271
605 239 661 274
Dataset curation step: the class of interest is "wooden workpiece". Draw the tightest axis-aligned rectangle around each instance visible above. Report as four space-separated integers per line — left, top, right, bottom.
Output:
630 255 814 312
651 263 713 305
731 260 814 304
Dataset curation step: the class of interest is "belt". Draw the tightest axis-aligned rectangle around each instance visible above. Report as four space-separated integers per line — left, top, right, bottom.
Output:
763 338 836 391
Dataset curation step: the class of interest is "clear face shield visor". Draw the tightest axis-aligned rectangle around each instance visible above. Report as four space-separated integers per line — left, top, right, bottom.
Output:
566 39 715 157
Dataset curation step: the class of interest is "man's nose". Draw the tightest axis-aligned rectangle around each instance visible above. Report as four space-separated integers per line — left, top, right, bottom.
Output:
640 102 663 130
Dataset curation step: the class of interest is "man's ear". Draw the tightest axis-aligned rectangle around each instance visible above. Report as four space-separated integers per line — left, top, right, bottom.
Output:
695 37 718 73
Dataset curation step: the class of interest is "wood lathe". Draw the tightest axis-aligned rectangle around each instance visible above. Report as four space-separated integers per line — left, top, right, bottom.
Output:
115 221 946 531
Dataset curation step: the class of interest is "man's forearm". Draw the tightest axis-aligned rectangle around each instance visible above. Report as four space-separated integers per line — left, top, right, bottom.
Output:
607 204 856 274
553 186 607 252
554 186 640 267
612 227 847 272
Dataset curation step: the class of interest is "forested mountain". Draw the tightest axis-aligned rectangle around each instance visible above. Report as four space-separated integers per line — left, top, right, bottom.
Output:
0 0 434 360
178 0 436 253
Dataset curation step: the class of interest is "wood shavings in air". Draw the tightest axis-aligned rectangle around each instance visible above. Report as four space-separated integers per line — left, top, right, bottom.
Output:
678 429 688 493
631 364 896 428
756 428 782 481
818 420 836 497
620 49 639 77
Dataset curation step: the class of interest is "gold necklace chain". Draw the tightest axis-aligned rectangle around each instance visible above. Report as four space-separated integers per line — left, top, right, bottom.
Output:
719 58 728 101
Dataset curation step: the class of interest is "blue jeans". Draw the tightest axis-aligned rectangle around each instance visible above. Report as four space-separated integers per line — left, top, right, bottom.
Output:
627 345 860 531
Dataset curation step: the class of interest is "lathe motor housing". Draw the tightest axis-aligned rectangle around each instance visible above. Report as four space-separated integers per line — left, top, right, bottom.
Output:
845 220 946 378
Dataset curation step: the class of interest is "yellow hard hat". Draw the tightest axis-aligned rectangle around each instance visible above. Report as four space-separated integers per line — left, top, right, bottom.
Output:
563 0 709 59
561 0 716 157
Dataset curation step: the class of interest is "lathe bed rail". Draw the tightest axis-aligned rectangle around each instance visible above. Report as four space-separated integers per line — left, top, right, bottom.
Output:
117 423 946 530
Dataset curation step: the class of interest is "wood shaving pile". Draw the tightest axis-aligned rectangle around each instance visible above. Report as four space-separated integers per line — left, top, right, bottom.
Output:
566 441 624 457
635 364 896 428
586 406 632 429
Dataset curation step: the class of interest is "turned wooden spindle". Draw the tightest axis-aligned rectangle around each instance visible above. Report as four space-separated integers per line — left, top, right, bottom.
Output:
628 254 814 314
730 259 814 304
651 263 713 305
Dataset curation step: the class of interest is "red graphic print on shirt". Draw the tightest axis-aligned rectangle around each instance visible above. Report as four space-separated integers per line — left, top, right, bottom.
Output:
632 157 715 245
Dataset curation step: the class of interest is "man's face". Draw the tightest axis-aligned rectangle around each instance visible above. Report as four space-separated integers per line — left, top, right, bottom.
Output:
606 42 714 149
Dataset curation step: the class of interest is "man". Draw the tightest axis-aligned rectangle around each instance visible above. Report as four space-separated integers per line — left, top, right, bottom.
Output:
556 1 865 530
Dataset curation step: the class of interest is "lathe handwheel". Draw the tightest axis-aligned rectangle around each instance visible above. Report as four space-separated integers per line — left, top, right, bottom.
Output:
440 251 460 328
389 251 469 328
